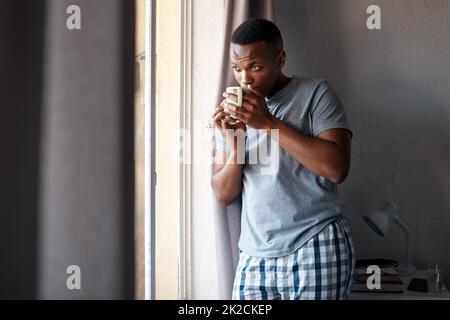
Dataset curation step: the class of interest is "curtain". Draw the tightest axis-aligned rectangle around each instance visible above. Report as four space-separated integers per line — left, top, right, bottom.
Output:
0 0 135 299
211 0 274 300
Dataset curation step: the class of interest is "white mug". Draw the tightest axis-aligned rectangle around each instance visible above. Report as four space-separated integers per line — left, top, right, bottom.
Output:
225 86 244 107
224 86 248 121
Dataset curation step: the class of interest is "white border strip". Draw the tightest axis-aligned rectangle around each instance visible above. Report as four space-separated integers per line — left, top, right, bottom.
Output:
179 0 193 300
144 0 156 300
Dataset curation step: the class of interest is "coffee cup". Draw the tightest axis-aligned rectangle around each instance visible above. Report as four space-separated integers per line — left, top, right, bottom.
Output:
224 86 248 121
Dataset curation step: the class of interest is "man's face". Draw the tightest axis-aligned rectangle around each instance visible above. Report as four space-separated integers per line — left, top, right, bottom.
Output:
230 41 283 98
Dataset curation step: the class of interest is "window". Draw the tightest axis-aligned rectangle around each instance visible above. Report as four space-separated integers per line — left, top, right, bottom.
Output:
136 0 192 300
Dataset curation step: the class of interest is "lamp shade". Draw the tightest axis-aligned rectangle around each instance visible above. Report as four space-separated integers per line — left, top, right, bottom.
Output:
363 212 389 236
362 202 399 236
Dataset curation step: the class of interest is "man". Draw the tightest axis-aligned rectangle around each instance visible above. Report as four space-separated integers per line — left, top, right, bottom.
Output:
211 18 355 300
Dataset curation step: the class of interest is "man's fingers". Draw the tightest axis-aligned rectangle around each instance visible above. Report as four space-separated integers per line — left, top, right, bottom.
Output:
214 116 226 130
241 96 261 109
223 92 238 105
211 106 224 118
232 110 248 124
214 119 222 129
212 111 225 122
224 103 247 119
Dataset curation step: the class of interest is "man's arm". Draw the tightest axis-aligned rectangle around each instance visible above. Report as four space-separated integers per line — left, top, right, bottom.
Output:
211 141 245 205
266 119 352 184
222 88 352 184
211 104 248 205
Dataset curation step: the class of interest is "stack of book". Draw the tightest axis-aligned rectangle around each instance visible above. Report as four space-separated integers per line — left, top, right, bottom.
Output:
351 269 404 293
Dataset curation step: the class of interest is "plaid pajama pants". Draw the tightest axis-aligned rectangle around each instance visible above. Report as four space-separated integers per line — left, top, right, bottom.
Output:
232 215 356 300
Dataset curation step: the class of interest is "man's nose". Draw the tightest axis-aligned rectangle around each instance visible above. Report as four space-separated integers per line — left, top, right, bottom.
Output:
241 71 253 86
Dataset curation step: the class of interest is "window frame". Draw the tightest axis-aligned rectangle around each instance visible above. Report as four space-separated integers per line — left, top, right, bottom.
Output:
144 0 192 300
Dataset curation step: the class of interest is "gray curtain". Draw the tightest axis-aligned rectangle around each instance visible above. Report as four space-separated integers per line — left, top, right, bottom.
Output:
0 0 135 299
211 0 274 300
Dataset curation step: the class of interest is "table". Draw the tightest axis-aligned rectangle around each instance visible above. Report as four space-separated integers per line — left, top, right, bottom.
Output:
349 267 450 300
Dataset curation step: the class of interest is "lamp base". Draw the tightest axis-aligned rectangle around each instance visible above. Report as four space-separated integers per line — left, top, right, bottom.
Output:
396 262 416 276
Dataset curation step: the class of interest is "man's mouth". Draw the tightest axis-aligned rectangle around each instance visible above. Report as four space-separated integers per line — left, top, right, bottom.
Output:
243 86 257 94
245 87 264 97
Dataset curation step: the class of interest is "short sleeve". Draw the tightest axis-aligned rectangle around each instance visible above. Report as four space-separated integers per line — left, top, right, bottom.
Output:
311 81 353 139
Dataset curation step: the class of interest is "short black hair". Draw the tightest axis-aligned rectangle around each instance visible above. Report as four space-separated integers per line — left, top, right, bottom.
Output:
230 18 283 54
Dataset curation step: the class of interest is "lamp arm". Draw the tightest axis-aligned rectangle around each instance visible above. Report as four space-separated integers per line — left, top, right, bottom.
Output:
393 216 412 266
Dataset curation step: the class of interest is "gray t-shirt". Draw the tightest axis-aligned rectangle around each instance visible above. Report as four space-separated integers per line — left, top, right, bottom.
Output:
214 75 353 257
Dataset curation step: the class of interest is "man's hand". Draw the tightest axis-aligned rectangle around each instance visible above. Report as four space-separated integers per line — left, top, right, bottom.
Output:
211 99 247 150
222 90 275 130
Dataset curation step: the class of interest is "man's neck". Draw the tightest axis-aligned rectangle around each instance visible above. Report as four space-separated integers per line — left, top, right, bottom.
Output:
267 74 291 99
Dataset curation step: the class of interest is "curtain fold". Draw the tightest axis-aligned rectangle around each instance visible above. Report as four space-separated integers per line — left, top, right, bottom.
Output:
211 0 274 300
0 0 135 299
0 0 45 299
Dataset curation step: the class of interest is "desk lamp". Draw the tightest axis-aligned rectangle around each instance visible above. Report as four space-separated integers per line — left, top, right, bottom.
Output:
363 202 415 276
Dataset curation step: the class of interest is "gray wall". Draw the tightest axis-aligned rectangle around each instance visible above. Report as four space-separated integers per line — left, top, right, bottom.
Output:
276 0 450 286
0 0 135 299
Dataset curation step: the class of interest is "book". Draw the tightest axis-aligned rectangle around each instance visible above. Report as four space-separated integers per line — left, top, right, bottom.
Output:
351 272 404 293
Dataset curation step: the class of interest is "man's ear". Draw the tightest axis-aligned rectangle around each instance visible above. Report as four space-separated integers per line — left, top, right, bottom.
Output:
277 50 286 69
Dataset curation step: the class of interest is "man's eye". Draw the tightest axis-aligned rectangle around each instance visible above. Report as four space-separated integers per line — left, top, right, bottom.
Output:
251 66 261 71
232 66 241 71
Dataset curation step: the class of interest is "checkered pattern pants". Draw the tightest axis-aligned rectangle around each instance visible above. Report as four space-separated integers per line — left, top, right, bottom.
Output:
232 215 356 300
